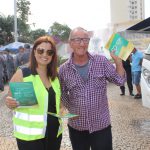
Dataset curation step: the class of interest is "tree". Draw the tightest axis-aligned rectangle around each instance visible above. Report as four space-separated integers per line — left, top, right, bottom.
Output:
17 0 31 23
17 18 30 36
30 29 46 42
50 22 71 42
0 15 14 45
0 14 32 45
16 0 31 42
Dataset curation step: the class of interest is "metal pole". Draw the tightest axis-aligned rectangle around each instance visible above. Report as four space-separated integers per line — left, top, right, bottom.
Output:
14 0 18 42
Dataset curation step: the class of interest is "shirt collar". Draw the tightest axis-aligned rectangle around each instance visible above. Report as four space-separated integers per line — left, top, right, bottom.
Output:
67 52 94 67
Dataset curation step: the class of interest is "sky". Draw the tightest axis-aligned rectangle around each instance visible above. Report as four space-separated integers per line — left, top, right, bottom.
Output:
0 0 150 32
0 0 110 31
145 0 150 19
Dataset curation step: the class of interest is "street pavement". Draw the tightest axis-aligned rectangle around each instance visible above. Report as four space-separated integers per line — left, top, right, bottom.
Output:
0 83 150 150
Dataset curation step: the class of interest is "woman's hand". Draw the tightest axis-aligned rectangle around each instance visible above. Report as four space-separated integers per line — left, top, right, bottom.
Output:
5 96 19 110
59 103 67 116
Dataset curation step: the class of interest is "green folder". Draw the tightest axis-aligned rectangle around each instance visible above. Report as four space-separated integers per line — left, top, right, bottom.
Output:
9 82 38 107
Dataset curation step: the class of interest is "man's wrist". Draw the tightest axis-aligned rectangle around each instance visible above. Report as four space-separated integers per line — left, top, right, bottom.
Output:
114 59 122 65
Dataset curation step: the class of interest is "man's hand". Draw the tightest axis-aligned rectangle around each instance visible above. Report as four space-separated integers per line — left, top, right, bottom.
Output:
110 50 122 64
110 50 125 77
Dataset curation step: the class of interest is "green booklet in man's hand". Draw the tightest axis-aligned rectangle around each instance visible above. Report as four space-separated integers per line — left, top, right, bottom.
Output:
105 33 134 61
9 82 38 107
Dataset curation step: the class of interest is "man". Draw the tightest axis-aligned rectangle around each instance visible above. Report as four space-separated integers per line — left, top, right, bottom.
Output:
21 43 31 65
15 46 24 69
59 27 126 150
5 49 15 80
0 53 5 91
0 51 7 84
131 48 143 99
120 57 134 96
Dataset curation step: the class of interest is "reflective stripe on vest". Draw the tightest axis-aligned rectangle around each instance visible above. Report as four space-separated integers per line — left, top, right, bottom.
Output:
14 111 46 122
14 125 45 135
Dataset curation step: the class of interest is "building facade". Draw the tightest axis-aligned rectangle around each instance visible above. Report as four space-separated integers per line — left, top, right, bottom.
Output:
128 0 145 20
108 0 150 50
110 0 145 24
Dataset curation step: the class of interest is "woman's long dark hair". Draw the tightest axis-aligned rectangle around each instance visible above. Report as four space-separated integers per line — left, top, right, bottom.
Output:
29 36 57 80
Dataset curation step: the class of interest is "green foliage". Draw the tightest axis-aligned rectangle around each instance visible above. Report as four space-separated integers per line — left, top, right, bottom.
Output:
57 56 68 67
0 14 31 44
50 22 71 42
17 18 30 36
0 15 14 45
0 14 47 44
0 1 71 45
16 0 31 39
17 0 31 23
30 29 46 42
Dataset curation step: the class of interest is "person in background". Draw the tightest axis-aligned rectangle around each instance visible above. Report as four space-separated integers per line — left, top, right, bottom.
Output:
131 47 143 99
4 49 15 80
120 56 134 96
14 46 24 69
5 36 62 150
59 27 126 150
0 52 5 91
0 51 7 83
21 43 31 65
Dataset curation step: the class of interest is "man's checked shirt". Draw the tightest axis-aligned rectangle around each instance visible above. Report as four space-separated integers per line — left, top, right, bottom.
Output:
59 53 126 133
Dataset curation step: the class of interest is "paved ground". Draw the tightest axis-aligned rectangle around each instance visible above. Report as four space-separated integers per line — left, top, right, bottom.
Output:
0 83 150 150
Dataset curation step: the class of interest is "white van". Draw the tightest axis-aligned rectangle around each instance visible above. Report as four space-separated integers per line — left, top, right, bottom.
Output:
141 44 150 108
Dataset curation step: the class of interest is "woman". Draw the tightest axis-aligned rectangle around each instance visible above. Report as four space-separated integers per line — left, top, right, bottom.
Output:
5 36 62 150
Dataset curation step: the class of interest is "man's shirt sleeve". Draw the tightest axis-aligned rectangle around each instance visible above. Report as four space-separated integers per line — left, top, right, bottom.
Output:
104 57 126 86
58 67 70 109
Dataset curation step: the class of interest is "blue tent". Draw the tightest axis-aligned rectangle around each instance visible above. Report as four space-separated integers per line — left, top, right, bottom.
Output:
0 41 25 52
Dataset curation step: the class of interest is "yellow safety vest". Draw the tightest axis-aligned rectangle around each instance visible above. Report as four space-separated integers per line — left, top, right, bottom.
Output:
13 68 61 141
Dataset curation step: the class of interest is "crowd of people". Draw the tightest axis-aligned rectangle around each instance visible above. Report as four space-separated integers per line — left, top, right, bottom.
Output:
0 44 31 92
3 27 144 150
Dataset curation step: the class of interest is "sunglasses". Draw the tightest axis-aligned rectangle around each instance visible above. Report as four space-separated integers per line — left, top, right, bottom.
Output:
36 48 54 56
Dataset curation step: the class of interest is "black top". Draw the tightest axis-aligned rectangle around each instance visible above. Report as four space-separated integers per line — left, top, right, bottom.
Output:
122 59 131 71
45 87 59 139
47 87 57 113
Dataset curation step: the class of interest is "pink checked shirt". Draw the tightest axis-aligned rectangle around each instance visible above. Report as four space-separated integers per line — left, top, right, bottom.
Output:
59 53 126 133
